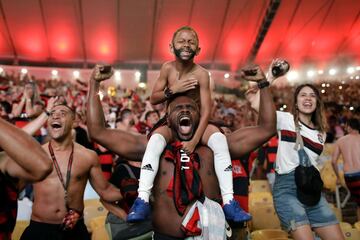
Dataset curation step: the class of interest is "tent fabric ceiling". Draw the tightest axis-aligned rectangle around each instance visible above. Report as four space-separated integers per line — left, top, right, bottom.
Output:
0 0 359 71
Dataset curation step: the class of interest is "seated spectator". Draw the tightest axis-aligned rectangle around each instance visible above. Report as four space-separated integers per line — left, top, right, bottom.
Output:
135 110 160 135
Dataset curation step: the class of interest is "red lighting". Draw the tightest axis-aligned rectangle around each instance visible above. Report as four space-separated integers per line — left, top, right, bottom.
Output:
58 42 68 51
100 44 110 55
26 37 41 53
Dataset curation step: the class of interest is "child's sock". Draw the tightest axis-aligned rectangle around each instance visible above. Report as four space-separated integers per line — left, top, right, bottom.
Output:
207 132 234 204
137 133 167 202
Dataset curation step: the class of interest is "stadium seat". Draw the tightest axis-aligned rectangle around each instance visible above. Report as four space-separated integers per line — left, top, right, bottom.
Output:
354 221 360 231
340 222 353 232
322 144 335 157
84 199 108 232
342 228 360 240
249 204 281 230
12 220 30 240
91 226 110 240
329 204 343 222
89 215 107 232
84 199 103 208
250 180 271 193
250 229 288 240
249 192 273 206
320 161 338 192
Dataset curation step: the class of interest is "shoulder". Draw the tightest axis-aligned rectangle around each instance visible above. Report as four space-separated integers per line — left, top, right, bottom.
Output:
75 143 98 163
337 135 351 144
161 61 175 71
276 111 294 128
194 65 210 79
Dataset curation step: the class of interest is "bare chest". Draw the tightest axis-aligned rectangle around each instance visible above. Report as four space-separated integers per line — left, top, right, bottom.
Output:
48 151 90 186
167 71 200 105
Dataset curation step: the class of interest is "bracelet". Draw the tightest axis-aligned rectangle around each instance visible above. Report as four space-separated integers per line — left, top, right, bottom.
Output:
44 110 51 116
164 87 174 99
257 80 270 89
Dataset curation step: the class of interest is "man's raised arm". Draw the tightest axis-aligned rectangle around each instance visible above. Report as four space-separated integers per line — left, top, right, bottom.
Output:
87 65 147 161
227 65 276 159
0 118 52 182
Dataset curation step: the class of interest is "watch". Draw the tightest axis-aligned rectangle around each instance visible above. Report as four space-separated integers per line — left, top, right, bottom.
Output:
257 80 270 89
164 87 173 99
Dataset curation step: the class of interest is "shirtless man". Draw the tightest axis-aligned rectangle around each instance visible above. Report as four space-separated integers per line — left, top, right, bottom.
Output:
20 102 123 240
331 118 360 220
0 117 52 239
131 26 250 223
87 63 276 239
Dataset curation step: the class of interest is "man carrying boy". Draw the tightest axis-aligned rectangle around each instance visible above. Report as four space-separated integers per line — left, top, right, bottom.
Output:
127 26 250 223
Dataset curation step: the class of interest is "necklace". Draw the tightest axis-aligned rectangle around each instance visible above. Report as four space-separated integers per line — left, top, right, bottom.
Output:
48 141 74 208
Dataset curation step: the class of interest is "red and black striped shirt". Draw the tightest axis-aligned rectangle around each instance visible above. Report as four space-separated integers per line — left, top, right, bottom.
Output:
0 171 18 240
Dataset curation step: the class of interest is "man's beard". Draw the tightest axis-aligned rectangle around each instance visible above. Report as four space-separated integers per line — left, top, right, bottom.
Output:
173 47 196 60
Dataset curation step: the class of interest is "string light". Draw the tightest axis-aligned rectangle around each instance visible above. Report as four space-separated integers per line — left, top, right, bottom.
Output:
347 67 355 74
51 70 58 76
307 70 316 78
135 71 141 82
329 68 337 75
138 82 146 88
73 70 80 78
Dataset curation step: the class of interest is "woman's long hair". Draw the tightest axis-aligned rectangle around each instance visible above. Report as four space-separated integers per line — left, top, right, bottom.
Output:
25 81 43 106
291 83 327 133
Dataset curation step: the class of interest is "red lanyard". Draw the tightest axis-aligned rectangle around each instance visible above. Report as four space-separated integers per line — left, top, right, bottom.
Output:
48 141 74 206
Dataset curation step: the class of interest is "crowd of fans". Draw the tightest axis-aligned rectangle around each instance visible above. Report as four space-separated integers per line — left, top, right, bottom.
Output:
1 69 360 239
1 71 359 147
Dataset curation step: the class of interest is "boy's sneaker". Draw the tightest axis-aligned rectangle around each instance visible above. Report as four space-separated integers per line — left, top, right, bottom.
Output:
223 199 251 222
126 198 151 223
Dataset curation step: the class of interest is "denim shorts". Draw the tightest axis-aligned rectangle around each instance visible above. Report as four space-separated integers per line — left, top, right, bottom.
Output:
273 171 338 232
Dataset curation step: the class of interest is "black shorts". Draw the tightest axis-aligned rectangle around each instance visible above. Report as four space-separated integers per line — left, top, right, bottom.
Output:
20 219 90 240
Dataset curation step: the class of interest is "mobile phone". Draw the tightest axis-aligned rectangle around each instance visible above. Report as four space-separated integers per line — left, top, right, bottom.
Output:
100 65 112 74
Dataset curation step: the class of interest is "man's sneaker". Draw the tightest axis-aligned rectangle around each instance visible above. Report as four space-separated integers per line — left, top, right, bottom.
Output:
127 198 151 223
223 199 251 222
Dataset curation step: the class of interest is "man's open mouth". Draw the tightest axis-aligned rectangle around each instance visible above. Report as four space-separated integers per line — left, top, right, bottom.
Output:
51 122 62 129
179 116 192 135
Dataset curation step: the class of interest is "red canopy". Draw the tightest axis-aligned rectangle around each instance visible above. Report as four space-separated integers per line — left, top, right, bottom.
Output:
0 0 359 71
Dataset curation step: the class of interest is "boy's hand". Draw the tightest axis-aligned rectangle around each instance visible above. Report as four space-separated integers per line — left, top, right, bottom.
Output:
240 65 266 82
91 64 114 82
181 139 197 155
171 73 198 94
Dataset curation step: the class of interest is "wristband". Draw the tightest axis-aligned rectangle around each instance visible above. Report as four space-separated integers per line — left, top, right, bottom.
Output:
257 80 270 89
164 87 173 99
